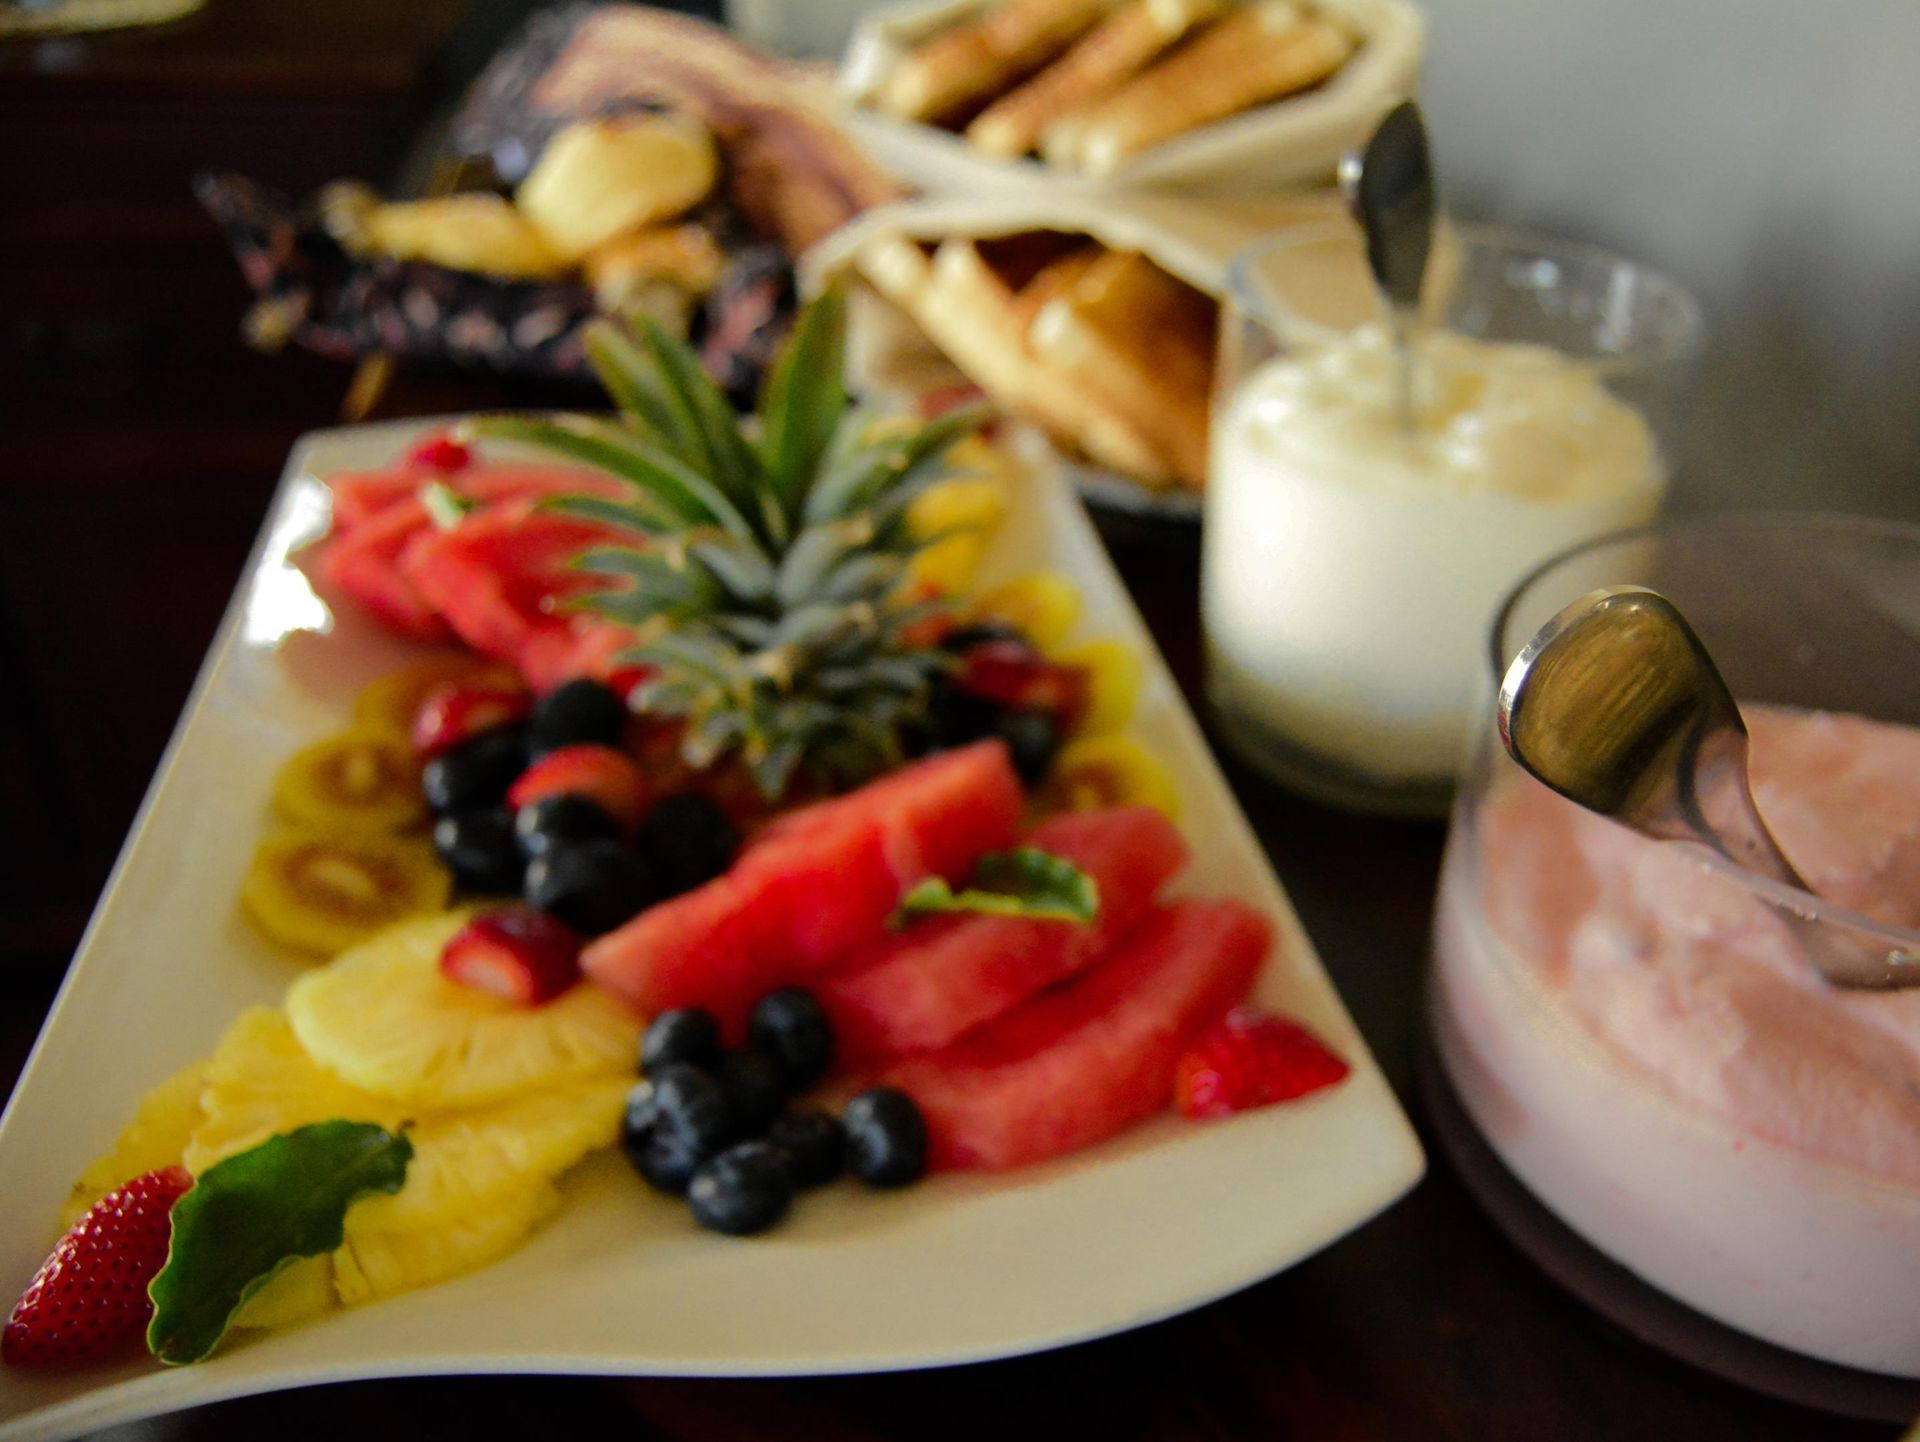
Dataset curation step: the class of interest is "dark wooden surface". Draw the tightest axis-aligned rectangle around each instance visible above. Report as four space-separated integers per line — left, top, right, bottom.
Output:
0 4 1903 1439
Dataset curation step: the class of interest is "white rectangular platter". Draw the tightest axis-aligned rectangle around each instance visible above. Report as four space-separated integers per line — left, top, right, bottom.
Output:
0 420 1423 1442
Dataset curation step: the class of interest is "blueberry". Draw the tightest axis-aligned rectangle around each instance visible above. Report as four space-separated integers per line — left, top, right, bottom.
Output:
432 807 524 894
924 674 1001 750
938 621 1024 653
524 841 661 935
994 708 1060 787
842 1087 928 1188
620 1064 734 1194
641 1007 722 1075
767 1108 844 1189
718 1048 787 1137
529 678 627 757
637 794 739 895
748 988 834 1091
422 727 527 816
687 1141 794 1235
514 792 621 858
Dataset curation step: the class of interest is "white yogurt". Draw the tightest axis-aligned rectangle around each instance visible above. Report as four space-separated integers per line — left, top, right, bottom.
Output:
1203 325 1664 792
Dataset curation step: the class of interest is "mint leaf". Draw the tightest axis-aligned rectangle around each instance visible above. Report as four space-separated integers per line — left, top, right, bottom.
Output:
419 480 475 530
147 1121 412 1365
894 847 1099 927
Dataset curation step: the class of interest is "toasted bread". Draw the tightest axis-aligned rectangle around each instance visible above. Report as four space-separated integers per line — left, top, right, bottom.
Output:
877 0 1116 125
1027 250 1214 486
861 233 1175 485
965 0 1223 158
1047 1 1356 174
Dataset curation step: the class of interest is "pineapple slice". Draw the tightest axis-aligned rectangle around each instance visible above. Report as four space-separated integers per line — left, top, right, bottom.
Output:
287 912 642 1109
336 1183 560 1308
61 1058 208 1228
185 1007 410 1174
905 473 1009 596
1042 733 1180 820
232 1255 338 1330
1054 638 1144 736
334 1078 626 1306
972 573 1082 651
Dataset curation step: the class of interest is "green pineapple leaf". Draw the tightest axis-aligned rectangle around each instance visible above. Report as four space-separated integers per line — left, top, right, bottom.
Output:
758 286 850 527
583 321 688 458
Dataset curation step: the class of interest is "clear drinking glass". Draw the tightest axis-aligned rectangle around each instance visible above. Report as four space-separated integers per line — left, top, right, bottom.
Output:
1202 223 1702 815
1430 515 1920 1381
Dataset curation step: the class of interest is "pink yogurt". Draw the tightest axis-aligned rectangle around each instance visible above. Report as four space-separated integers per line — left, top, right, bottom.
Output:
1432 705 1920 1376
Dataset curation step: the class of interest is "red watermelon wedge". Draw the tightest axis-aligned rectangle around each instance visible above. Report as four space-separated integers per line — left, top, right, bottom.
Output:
820 807 1189 1065
400 496 629 692
582 742 1025 1031
318 496 454 642
879 899 1270 1171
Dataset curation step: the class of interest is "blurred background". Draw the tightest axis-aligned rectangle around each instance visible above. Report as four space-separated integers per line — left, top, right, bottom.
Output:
1 0 1915 1002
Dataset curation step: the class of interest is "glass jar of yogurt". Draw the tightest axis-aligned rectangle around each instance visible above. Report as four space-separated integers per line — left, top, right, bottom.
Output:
1202 225 1701 815
1431 516 1920 1398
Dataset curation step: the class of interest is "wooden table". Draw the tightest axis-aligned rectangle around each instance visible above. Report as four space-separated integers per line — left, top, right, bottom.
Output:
0 5 1905 1438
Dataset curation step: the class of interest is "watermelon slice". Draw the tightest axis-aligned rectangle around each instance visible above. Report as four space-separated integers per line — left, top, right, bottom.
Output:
401 497 630 692
330 462 618 534
318 496 454 642
820 807 1190 1065
879 899 1271 1171
582 742 1025 1031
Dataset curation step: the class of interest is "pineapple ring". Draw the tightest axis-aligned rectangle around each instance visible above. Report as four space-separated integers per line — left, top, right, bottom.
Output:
232 1254 338 1330
184 1007 410 1175
241 830 451 958
272 729 427 835
1054 639 1144 736
1042 733 1180 820
353 656 523 739
60 1058 208 1229
286 912 641 1109
972 573 1082 651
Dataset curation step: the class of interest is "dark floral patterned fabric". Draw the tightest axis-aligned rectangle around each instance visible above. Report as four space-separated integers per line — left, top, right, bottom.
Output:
194 170 796 389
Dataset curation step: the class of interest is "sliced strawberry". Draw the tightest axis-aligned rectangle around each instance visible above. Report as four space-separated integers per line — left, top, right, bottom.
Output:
4 1165 193 1366
1173 1007 1350 1119
954 640 1089 726
405 433 473 476
411 681 533 759
439 907 582 1005
508 744 650 832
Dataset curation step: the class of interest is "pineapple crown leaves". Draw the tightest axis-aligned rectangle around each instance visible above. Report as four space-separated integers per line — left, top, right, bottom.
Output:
462 285 993 800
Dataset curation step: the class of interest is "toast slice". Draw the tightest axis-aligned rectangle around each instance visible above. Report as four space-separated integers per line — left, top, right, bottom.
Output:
1027 250 1215 487
964 0 1224 158
858 232 1177 486
877 0 1116 125
1046 1 1356 174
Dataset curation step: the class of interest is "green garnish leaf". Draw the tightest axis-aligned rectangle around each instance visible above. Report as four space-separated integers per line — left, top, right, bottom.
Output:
894 847 1099 927
147 1120 412 1365
419 480 476 530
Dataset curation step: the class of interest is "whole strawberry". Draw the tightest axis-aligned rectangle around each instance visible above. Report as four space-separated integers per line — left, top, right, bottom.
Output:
1174 1008 1350 1119
3 1166 192 1366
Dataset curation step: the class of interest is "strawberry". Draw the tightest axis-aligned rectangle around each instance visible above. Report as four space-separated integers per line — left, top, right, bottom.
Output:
439 906 582 1005
1173 1007 1350 1119
412 681 532 759
4 1165 193 1366
954 641 1090 727
508 744 650 832
405 433 474 475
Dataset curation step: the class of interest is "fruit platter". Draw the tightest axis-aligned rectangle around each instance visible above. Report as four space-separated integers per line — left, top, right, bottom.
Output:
0 296 1420 1442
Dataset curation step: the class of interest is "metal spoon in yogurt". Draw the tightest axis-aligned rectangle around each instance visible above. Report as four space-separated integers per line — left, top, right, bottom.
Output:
1498 585 1920 990
1339 99 1436 436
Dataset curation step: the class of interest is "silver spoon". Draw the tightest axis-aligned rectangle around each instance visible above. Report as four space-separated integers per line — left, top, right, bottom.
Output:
1339 99 1435 436
1498 585 1920 990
